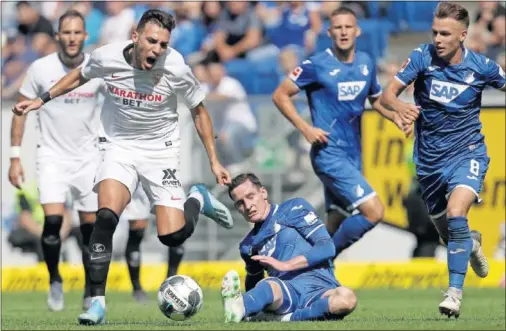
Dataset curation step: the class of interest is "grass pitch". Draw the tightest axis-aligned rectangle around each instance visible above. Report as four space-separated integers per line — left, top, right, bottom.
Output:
1 289 505 330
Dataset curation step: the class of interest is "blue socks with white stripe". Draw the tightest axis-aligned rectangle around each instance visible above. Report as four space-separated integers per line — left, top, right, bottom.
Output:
447 216 473 290
243 281 274 316
332 214 376 256
289 297 330 321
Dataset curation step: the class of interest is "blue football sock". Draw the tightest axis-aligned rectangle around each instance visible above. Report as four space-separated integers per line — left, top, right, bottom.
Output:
243 281 274 317
332 214 376 256
447 216 472 290
290 297 330 321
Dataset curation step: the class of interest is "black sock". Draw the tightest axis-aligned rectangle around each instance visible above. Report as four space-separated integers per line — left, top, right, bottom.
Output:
88 208 119 297
167 245 185 278
184 197 201 230
80 223 94 298
41 215 63 284
125 228 145 291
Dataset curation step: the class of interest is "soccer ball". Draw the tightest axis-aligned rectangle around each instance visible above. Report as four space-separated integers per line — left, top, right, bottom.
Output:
157 275 204 321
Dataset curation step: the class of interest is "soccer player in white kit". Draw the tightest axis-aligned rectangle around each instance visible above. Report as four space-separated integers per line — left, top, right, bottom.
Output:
13 9 234 325
8 10 101 312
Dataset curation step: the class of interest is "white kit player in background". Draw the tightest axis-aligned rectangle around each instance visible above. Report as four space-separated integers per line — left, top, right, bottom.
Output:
13 9 234 325
8 11 102 312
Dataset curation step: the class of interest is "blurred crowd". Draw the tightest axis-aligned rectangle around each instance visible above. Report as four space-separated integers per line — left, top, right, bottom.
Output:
1 0 505 187
3 1 504 98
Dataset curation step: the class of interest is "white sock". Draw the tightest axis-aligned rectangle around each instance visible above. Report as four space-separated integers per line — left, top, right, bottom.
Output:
281 313 293 322
188 190 204 212
92 296 106 309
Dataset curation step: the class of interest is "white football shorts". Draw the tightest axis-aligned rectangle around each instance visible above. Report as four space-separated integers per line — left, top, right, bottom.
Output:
36 153 100 212
95 140 186 213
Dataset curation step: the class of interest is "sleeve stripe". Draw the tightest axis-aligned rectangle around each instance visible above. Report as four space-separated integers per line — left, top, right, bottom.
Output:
305 224 324 239
369 90 382 98
394 75 408 86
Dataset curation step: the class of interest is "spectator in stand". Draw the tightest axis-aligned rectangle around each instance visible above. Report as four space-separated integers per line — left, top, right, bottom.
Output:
204 62 258 170
71 1 104 50
1 34 38 98
16 1 54 38
193 1 223 62
474 1 505 33
170 4 201 59
99 2 135 45
260 2 322 56
486 16 506 61
465 28 487 55
200 2 263 63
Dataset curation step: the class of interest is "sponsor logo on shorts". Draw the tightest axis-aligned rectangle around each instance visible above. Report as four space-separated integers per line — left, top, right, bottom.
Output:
162 169 182 187
92 243 105 253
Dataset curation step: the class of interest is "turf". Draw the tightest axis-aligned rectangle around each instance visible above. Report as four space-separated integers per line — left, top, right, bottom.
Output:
1 289 505 330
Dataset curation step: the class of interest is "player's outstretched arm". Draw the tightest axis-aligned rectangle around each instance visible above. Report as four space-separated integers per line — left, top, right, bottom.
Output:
190 102 231 185
8 95 28 189
380 76 420 125
272 79 329 145
12 68 88 116
369 95 412 137
252 207 335 272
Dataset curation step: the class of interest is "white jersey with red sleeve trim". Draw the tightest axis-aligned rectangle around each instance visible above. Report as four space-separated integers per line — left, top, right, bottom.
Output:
19 52 103 160
81 41 206 152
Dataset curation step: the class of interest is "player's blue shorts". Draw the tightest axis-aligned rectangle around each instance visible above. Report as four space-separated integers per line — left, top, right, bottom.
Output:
310 146 376 215
417 143 490 217
260 271 340 314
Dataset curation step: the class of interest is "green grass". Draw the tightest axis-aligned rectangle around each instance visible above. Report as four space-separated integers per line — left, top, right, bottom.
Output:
1 289 505 330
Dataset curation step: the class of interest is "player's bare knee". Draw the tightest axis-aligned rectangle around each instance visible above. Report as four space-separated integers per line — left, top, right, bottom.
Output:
329 287 357 315
446 206 468 218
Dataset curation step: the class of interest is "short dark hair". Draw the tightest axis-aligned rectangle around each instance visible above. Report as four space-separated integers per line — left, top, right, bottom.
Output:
16 1 30 9
434 2 470 28
137 9 176 33
58 10 85 31
330 6 357 19
228 173 263 200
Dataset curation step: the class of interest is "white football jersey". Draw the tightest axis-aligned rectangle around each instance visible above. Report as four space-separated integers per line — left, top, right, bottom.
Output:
19 52 104 159
81 41 206 152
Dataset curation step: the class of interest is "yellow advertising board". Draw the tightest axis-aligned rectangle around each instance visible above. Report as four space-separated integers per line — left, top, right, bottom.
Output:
2 260 504 292
362 108 505 257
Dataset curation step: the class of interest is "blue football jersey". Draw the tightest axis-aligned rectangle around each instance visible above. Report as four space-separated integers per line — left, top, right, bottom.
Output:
239 198 335 281
395 44 505 173
290 48 382 154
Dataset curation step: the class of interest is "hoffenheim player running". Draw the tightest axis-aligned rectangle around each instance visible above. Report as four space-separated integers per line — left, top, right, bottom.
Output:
272 7 408 258
381 2 505 318
221 173 357 322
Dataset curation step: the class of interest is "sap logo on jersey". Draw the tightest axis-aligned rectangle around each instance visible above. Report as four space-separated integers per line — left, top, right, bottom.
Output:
429 80 468 104
338 81 366 101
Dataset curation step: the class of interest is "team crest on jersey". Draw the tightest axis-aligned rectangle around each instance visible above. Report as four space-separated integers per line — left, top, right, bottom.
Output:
429 79 469 104
354 184 364 198
152 72 163 85
289 66 303 80
360 64 369 76
464 71 476 84
399 58 411 73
